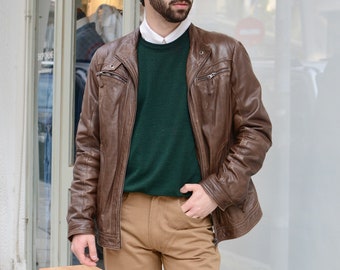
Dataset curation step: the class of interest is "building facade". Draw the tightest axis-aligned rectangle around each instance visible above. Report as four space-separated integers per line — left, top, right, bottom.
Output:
1 0 340 269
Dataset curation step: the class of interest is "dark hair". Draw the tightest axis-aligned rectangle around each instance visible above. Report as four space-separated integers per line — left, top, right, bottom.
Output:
140 0 145 6
76 8 86 20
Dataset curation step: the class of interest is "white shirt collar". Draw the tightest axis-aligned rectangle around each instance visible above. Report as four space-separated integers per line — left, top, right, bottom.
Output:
140 16 191 44
76 16 89 30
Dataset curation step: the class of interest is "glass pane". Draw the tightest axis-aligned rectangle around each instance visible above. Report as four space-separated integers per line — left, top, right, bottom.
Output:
36 0 54 269
73 0 124 160
190 0 340 269
72 0 125 267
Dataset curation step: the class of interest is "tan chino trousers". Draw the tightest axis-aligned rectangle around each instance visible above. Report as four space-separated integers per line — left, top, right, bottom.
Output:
104 192 220 270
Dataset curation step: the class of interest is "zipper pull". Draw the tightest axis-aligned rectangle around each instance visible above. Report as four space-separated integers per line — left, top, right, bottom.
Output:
96 71 104 88
207 72 217 79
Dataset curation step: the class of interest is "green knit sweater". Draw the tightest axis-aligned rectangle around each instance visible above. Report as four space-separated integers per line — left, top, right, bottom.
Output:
124 30 201 197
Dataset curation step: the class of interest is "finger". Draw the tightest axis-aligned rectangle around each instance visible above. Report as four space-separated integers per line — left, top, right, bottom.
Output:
71 243 86 264
180 196 194 213
181 201 190 213
184 208 202 219
88 236 99 262
181 198 200 216
180 185 188 193
71 235 98 266
180 183 196 193
82 257 98 267
79 249 98 267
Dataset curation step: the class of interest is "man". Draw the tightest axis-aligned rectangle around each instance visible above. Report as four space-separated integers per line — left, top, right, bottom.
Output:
67 0 272 269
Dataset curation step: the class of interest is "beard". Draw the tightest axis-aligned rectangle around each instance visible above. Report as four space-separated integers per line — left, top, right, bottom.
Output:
149 0 193 23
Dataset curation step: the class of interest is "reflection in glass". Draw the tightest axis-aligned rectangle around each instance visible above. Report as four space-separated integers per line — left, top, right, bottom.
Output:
73 1 123 156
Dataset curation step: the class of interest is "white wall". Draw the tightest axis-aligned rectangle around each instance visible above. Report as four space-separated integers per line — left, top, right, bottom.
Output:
0 0 28 269
191 0 340 269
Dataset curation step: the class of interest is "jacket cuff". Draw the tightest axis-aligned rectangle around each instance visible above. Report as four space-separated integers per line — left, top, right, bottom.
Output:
200 174 234 211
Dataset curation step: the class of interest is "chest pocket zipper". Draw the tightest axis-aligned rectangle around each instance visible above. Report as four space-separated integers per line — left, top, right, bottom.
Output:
97 70 128 84
197 67 230 81
96 59 128 87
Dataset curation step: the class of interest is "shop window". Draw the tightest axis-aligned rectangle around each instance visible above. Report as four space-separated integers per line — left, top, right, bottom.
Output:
35 1 126 268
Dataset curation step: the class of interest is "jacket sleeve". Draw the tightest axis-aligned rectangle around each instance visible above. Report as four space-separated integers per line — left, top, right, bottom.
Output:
201 41 272 211
67 53 101 241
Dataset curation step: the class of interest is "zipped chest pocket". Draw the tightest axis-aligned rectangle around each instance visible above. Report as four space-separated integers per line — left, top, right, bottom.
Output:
195 61 231 95
96 58 129 106
96 58 128 87
97 70 128 84
197 67 230 82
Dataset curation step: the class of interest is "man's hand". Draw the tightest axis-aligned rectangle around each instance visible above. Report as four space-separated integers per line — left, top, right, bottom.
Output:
71 234 99 266
180 183 218 219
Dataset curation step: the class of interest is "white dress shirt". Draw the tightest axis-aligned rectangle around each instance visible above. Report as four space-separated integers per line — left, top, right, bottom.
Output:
140 16 191 44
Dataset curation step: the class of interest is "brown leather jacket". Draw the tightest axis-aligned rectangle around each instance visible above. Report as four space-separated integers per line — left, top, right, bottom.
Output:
67 24 272 249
